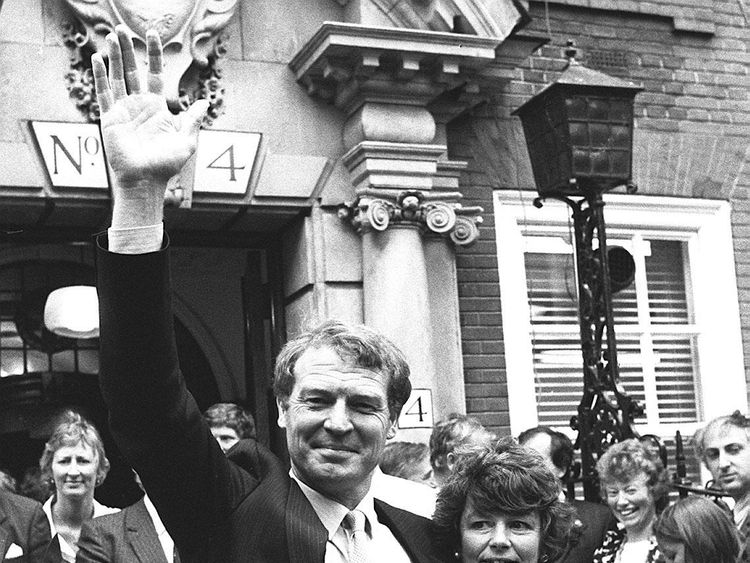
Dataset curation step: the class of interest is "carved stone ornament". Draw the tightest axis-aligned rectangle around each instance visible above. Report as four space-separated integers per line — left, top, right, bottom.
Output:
62 0 239 122
338 189 483 246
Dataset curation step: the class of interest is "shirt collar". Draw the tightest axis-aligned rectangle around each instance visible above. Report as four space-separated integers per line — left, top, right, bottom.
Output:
290 469 376 540
142 493 167 536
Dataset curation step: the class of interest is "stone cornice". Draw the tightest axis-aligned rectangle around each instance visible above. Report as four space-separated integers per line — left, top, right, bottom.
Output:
289 22 503 112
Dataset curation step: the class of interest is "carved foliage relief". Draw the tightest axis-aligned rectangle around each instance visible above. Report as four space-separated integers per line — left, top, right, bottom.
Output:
62 0 240 122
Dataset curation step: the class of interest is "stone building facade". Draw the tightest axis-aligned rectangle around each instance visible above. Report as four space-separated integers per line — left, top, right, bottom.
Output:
0 0 747 500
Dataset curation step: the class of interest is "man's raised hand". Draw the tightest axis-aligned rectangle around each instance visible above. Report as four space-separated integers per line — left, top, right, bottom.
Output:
92 25 208 227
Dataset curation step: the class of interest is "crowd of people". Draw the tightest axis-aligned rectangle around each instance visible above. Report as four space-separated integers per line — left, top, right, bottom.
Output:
3 405 749 563
2 24 750 563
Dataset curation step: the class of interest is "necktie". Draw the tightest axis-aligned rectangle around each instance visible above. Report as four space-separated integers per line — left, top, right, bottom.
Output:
343 510 368 563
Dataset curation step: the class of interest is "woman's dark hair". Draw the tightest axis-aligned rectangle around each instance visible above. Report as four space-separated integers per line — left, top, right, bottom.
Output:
654 496 739 563
432 438 574 561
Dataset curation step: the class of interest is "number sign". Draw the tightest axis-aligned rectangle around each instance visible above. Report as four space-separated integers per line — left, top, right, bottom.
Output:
397 389 434 429
193 130 261 195
30 121 108 189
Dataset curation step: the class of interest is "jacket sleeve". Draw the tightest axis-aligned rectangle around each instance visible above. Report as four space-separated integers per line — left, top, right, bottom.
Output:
96 235 259 557
25 502 55 563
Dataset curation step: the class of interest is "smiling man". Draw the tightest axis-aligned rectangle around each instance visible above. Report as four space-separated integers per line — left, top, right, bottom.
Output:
92 26 448 563
695 411 750 563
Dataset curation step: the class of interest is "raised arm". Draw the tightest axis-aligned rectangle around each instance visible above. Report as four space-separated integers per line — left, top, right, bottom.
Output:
93 28 259 559
92 26 208 252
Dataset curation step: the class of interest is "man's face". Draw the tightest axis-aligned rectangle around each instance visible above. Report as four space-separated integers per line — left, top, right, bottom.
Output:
520 432 564 479
211 426 241 454
277 346 396 507
702 424 750 500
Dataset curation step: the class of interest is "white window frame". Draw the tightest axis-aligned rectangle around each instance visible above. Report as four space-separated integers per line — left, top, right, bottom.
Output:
494 191 747 438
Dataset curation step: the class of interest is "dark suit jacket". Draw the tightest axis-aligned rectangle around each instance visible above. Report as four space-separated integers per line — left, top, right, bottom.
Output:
96 239 448 563
75 497 169 563
558 499 616 563
0 490 58 563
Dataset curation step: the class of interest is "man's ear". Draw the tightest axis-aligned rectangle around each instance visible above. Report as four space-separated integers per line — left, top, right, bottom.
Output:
386 420 398 440
276 398 288 429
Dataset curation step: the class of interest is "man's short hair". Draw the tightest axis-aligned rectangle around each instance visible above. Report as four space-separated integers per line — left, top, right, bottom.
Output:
694 411 750 462
203 402 256 439
272 320 412 421
429 413 493 471
518 425 574 474
380 441 430 480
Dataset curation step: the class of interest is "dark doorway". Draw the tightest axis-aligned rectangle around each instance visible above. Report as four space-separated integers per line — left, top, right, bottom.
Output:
0 253 220 507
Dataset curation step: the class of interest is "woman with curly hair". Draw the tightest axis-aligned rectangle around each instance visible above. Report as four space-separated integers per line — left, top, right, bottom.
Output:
39 410 119 562
593 438 670 563
432 438 575 563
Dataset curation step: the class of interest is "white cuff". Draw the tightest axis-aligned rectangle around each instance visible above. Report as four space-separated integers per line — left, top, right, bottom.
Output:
108 223 164 254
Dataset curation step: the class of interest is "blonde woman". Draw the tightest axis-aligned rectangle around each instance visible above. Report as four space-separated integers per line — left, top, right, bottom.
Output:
39 411 119 562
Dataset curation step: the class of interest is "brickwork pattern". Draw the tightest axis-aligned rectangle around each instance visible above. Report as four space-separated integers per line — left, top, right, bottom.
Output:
452 0 750 436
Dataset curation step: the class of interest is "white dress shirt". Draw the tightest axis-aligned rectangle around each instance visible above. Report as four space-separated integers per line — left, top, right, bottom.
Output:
142 493 176 563
291 472 413 563
43 496 120 563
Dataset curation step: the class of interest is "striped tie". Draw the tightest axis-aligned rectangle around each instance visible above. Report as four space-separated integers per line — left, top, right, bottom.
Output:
343 510 368 563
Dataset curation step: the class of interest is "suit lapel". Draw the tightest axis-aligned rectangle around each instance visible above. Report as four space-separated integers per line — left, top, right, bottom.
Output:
286 480 328 563
375 499 447 563
126 499 168 563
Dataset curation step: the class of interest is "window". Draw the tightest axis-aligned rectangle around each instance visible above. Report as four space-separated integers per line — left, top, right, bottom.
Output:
495 192 747 444
0 260 98 378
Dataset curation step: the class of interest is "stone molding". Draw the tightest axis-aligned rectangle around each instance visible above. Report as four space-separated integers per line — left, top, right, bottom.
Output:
338 188 483 245
289 22 502 115
333 0 530 38
342 141 448 191
535 0 715 35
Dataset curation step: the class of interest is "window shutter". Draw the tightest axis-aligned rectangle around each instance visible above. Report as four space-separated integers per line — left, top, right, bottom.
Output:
525 238 698 428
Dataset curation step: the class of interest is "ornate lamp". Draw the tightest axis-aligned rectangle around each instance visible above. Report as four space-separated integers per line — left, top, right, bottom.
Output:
513 42 642 198
512 42 643 501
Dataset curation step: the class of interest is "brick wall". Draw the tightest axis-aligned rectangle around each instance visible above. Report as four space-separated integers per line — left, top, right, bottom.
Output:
452 0 750 436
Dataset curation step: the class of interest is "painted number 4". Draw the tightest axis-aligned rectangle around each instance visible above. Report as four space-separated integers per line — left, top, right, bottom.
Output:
193 130 261 195
207 144 245 182
397 389 433 429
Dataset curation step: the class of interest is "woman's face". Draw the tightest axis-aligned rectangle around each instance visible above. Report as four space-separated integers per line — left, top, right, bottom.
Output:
604 472 656 535
657 535 686 563
459 497 542 563
51 441 100 500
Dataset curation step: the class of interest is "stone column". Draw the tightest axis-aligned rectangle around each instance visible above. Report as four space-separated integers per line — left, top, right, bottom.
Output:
339 174 482 441
290 23 497 438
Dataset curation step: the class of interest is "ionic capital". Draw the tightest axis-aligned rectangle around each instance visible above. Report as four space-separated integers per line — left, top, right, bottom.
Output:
338 189 483 246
